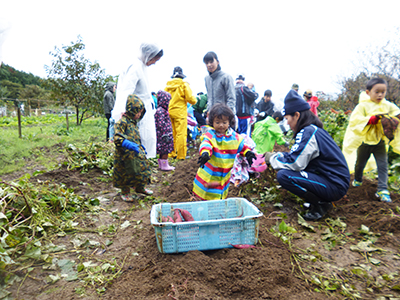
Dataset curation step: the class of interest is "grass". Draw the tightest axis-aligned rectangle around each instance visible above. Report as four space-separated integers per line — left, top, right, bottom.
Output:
0 117 106 176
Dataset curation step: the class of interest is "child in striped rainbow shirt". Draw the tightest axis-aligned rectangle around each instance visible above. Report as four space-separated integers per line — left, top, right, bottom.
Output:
193 103 256 200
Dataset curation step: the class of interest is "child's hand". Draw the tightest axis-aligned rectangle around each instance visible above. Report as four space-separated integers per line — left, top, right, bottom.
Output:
245 151 256 166
368 115 381 125
198 152 210 168
121 139 140 153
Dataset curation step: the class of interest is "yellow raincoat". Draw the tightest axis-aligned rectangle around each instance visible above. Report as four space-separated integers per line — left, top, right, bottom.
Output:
342 91 400 173
165 78 197 159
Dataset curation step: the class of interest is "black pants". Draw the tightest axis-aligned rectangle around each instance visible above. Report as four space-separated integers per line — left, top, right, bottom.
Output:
354 140 388 191
105 113 111 141
194 111 206 126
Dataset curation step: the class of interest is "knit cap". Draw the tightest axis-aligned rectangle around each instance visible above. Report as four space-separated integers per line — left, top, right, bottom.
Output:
282 90 311 116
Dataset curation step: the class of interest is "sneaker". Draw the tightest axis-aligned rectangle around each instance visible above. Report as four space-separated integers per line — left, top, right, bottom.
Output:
136 188 153 195
120 194 135 202
352 180 362 187
375 190 391 202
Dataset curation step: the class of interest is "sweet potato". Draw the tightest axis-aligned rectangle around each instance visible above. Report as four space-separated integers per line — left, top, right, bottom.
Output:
236 207 244 218
173 209 183 222
230 243 256 249
162 216 174 223
176 208 194 222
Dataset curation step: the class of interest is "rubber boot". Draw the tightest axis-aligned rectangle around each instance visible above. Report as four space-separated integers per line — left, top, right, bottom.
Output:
157 159 162 170
304 202 333 221
160 159 175 171
302 191 333 221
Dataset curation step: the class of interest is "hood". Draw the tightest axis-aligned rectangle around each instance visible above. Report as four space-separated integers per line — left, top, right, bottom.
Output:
358 91 388 104
105 82 116 92
165 78 183 93
138 43 162 64
125 94 145 121
157 90 171 110
310 96 318 102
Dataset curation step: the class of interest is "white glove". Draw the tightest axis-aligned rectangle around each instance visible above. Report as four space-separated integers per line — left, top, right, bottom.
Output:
259 112 266 117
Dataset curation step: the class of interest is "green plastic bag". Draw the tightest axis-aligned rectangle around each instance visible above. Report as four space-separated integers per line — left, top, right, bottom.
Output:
252 116 286 153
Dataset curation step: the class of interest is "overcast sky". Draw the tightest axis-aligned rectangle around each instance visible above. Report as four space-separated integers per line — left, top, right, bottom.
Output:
1 0 400 108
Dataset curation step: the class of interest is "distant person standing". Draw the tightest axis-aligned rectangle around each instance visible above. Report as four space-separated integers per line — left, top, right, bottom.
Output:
165 66 197 160
256 90 274 122
235 74 258 136
103 82 116 142
111 43 164 158
203 51 236 114
303 89 320 116
154 90 175 171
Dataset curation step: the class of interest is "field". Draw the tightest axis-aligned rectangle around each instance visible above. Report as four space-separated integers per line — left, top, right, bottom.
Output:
1 115 400 300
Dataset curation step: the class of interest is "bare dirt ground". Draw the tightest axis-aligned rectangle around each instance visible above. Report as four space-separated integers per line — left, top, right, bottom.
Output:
2 144 400 300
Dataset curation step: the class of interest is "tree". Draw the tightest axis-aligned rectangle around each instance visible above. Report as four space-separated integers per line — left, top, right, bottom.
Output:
0 63 42 87
0 79 23 99
337 28 400 110
45 36 111 125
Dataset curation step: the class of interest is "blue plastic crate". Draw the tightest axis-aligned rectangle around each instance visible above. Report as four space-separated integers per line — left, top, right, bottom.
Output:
150 198 263 253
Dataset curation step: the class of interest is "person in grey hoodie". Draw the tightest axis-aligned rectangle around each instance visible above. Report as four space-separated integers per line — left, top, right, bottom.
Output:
103 81 116 141
203 51 236 115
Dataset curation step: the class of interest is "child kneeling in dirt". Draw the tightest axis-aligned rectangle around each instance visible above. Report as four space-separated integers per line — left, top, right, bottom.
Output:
264 90 350 221
193 103 256 200
113 94 152 202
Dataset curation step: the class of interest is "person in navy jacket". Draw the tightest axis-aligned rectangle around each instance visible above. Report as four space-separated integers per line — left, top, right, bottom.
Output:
264 90 350 221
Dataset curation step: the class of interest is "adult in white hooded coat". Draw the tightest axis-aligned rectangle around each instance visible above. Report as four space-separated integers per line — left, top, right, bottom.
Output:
112 43 163 158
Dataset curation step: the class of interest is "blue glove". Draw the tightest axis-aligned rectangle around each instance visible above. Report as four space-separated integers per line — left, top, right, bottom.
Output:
141 144 147 155
121 139 139 153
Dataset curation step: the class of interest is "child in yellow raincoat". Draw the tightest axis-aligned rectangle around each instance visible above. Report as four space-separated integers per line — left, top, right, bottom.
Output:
165 67 197 160
342 78 400 202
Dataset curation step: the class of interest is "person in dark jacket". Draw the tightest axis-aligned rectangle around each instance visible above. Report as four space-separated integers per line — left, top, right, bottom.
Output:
103 82 116 141
235 74 258 136
264 90 350 221
256 89 274 122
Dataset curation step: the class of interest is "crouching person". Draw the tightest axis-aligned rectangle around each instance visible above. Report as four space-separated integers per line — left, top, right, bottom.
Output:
264 90 350 220
113 94 153 202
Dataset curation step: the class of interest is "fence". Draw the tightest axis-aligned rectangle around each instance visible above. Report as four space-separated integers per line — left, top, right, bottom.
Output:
0 98 74 138
0 98 71 117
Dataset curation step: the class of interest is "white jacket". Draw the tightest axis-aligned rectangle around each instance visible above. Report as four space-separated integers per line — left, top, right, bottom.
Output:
112 43 161 158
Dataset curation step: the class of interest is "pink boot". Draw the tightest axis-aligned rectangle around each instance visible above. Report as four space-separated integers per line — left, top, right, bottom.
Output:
160 159 175 171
